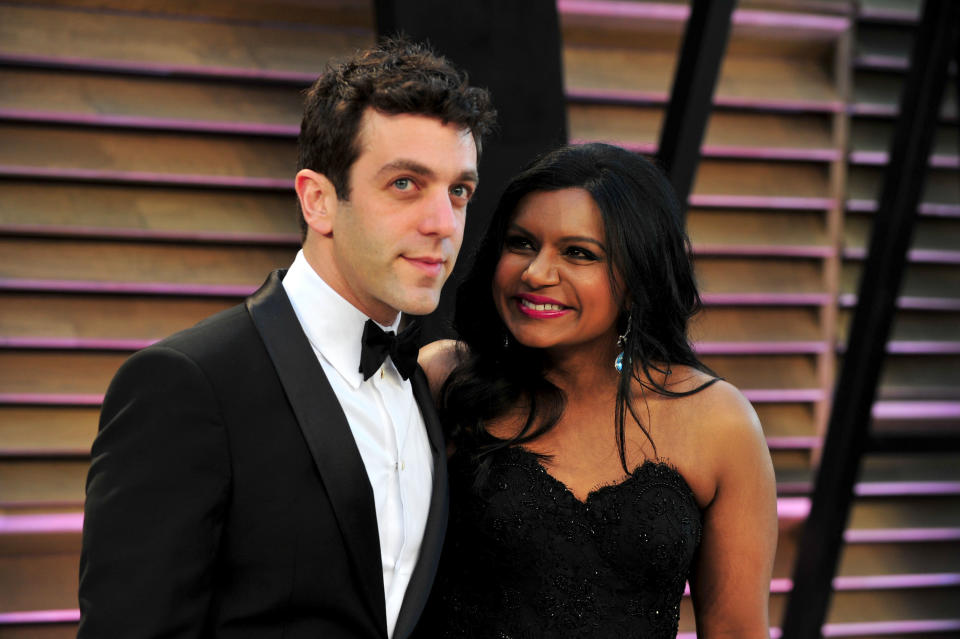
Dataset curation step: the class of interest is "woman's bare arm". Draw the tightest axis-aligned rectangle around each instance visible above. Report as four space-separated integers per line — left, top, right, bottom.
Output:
689 381 779 638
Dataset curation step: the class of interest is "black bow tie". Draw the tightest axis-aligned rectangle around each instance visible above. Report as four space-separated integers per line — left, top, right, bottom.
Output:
359 319 421 381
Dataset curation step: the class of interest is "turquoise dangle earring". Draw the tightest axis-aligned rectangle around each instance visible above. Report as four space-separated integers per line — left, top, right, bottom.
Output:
615 313 631 372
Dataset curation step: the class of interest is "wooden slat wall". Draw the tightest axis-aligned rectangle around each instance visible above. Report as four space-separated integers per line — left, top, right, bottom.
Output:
0 1 374 635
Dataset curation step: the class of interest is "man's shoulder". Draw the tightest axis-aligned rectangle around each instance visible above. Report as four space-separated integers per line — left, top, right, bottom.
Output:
156 302 254 358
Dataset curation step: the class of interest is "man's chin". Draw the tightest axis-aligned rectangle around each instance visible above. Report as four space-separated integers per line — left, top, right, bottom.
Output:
394 290 443 317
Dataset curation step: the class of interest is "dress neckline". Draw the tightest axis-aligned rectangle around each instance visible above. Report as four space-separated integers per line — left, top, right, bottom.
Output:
505 445 697 507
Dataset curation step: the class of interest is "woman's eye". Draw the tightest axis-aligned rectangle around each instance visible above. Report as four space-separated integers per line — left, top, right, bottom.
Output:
567 246 598 261
504 235 533 251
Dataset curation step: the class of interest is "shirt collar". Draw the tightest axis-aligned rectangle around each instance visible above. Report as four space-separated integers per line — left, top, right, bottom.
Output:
282 250 401 389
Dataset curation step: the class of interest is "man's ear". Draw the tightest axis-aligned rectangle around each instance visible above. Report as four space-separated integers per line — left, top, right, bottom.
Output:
295 169 338 237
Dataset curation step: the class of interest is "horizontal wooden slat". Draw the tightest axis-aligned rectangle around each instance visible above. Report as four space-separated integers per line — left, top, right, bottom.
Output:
0 124 296 180
0 407 97 456
690 306 823 342
840 541 960 576
860 454 960 484
0 352 125 396
847 165 960 205
695 256 826 294
0 5 372 74
855 22 912 61
0 553 79 611
569 104 836 156
0 238 294 286
755 403 818 438
0 623 77 638
842 263 960 298
566 47 842 109
688 209 829 248
0 68 305 129
0 181 299 239
850 120 959 159
0 293 234 342
823 588 960 624
854 70 958 118
850 497 960 530
693 160 832 199
0 461 88 506
859 0 920 22
699 354 820 389
838 309 960 342
845 216 960 254
24 0 374 28
876 355 960 400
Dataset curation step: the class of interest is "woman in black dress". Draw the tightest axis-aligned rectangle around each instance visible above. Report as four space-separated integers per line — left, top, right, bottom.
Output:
418 143 777 638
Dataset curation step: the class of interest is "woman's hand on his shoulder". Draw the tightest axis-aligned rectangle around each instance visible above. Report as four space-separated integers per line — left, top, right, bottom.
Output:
418 339 467 402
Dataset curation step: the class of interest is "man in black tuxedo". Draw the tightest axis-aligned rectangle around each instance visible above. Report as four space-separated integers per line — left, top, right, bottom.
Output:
78 39 495 639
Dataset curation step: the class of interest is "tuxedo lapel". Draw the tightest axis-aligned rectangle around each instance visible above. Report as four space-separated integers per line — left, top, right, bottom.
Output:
392 366 449 639
245 270 388 636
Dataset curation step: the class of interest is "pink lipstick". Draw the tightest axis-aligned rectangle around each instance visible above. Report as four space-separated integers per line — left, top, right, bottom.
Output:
514 293 570 319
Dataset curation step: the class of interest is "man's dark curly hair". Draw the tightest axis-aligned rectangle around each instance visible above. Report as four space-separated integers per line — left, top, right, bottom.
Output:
296 37 497 238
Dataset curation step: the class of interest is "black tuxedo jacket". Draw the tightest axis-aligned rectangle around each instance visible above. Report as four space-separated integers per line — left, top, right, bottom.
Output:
78 270 448 639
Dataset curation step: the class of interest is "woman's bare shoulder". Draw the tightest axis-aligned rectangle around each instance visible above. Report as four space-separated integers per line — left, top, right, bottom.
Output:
418 339 468 400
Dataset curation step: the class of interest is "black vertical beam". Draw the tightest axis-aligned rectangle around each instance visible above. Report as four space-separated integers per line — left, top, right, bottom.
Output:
656 0 735 221
374 0 568 340
780 3 960 638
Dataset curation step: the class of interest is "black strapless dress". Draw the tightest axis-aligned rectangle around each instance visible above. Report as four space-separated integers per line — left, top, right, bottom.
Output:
417 446 702 638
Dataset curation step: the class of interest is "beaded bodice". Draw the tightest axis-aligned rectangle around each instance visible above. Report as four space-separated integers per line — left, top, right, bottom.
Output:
418 445 702 638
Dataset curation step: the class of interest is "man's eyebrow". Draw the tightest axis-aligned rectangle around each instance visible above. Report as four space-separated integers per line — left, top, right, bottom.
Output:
377 159 435 179
376 160 479 185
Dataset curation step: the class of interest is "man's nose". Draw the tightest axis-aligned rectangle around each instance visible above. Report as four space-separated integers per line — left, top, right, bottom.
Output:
419 189 459 238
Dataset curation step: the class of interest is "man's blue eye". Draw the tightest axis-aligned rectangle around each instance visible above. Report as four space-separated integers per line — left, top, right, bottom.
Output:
394 178 411 190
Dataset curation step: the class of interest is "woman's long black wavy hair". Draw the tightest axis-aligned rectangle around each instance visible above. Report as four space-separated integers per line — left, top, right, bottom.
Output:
441 143 717 473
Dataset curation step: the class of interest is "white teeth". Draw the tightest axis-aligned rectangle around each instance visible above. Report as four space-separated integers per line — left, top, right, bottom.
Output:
520 299 563 311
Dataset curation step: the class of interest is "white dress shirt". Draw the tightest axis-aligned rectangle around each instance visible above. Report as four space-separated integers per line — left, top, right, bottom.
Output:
282 250 434 638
